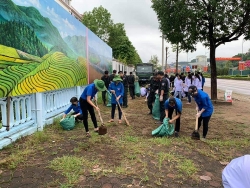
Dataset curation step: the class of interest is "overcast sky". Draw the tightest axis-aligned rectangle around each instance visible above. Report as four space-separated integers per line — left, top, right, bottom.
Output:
71 0 250 64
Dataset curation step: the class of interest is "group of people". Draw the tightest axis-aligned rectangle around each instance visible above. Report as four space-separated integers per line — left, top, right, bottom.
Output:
147 71 213 139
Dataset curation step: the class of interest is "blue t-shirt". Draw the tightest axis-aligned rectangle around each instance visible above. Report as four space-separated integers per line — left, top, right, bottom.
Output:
164 97 182 114
80 83 97 100
64 102 82 115
194 90 213 117
108 82 124 104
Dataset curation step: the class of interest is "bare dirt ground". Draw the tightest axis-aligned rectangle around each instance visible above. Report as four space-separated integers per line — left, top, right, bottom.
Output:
0 87 249 188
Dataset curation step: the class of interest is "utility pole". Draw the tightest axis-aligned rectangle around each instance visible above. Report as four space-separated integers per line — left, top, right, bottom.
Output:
162 34 164 71
165 47 168 71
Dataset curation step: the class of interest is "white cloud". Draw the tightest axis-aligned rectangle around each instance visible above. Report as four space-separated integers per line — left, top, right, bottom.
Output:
28 0 41 8
60 31 69 38
46 6 60 23
62 18 75 31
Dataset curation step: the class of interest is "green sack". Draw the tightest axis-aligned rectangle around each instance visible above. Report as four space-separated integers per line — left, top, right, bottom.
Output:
106 91 112 107
60 116 75 130
134 81 140 97
152 94 160 120
152 118 175 137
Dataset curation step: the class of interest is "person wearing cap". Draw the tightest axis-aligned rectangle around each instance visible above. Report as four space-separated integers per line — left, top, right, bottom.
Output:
147 73 160 114
109 70 117 83
128 72 135 99
157 71 169 123
79 79 107 137
101 70 110 106
108 75 124 124
188 85 213 141
63 97 83 122
165 97 182 137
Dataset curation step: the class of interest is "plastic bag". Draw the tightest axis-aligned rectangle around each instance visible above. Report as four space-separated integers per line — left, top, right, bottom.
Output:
134 81 140 97
60 116 75 130
152 118 175 136
106 91 112 107
152 94 160 120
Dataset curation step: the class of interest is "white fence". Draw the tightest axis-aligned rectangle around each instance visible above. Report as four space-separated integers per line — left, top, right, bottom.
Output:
0 86 85 149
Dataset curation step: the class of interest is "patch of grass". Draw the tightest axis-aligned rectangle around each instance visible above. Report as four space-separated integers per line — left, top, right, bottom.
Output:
176 158 198 178
27 131 49 146
149 137 173 146
49 155 84 185
0 149 33 169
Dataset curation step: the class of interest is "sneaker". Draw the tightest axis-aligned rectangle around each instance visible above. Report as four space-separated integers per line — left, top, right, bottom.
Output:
174 131 179 137
200 137 206 142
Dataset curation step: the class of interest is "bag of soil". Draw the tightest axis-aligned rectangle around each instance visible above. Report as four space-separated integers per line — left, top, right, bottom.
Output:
60 116 75 130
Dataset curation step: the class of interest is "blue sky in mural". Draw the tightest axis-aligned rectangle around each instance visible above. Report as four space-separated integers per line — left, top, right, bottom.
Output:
13 0 86 38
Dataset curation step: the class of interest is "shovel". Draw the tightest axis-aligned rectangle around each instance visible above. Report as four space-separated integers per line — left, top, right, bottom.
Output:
95 100 107 135
114 93 130 126
191 111 200 140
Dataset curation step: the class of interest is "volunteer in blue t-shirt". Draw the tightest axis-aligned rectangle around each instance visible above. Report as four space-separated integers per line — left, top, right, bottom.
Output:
164 97 182 137
63 97 83 121
188 86 213 140
108 75 124 124
79 79 107 137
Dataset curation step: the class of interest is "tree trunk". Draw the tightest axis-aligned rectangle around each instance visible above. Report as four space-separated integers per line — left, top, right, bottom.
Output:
176 44 179 73
210 41 217 100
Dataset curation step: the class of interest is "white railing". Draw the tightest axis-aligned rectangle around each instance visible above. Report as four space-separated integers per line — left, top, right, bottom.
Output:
0 86 85 149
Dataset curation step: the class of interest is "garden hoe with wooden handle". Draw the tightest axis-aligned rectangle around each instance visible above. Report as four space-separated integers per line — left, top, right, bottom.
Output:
114 93 130 126
191 111 200 140
95 100 107 135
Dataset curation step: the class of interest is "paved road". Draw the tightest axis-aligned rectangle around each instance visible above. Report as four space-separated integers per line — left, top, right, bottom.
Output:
205 78 250 95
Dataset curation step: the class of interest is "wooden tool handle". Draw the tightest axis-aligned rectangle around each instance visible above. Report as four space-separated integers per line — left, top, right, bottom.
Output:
95 100 104 125
114 93 130 126
195 110 199 131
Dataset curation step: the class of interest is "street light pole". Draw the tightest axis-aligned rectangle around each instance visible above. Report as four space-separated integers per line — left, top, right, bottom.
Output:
162 33 164 71
242 39 246 61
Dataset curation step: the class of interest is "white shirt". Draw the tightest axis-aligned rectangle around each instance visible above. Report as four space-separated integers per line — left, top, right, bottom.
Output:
194 77 202 89
140 87 147 96
222 155 250 188
175 79 183 91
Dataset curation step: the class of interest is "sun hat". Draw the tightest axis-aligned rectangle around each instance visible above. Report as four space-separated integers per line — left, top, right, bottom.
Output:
94 79 107 91
113 75 123 82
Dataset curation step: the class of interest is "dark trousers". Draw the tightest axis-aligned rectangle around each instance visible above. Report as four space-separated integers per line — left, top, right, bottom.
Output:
198 115 211 138
111 103 122 119
168 108 181 132
72 112 84 121
185 92 191 103
79 98 98 132
160 94 169 122
123 87 128 106
147 92 155 112
129 85 135 99
102 91 107 104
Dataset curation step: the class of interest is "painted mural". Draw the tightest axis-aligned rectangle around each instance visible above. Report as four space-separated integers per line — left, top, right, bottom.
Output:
0 0 112 98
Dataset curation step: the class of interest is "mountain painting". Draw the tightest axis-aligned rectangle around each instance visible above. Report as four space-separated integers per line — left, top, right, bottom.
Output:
0 0 112 98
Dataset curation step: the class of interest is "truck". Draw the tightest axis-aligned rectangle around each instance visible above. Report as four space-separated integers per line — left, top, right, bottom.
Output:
135 63 154 84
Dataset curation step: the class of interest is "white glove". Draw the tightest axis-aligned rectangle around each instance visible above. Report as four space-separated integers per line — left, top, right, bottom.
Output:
73 114 77 118
155 90 159 94
196 106 199 112
159 95 163 101
196 112 201 118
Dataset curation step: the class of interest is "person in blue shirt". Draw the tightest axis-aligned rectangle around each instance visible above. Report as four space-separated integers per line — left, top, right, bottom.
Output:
188 85 213 141
165 97 183 137
63 97 83 122
108 75 124 124
79 79 107 137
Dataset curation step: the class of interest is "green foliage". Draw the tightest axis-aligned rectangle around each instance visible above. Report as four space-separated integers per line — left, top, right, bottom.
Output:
151 0 250 99
82 6 142 65
0 21 48 57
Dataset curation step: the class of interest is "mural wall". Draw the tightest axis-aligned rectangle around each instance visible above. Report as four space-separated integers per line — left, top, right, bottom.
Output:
0 0 112 98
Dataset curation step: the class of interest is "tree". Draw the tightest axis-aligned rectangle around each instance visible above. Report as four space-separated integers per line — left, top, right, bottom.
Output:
172 43 182 73
151 0 250 99
82 6 142 65
82 6 113 43
148 55 162 70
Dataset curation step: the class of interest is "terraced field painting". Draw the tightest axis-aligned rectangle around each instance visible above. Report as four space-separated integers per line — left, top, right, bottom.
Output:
0 0 112 98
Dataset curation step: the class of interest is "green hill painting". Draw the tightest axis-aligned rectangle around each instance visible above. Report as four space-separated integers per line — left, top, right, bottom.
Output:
0 0 112 98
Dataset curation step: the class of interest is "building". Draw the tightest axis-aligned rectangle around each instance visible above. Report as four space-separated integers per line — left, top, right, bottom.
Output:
55 0 83 21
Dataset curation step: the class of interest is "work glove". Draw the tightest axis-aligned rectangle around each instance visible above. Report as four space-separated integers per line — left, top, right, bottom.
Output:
196 112 202 118
73 114 77 118
159 95 163 101
196 106 199 112
155 90 159 94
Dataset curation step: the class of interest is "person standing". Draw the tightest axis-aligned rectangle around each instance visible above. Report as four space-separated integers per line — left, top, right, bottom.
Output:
128 72 135 99
184 74 193 104
194 73 202 90
108 75 124 124
122 71 128 107
188 85 213 141
174 74 183 99
165 97 182 137
63 97 83 122
157 71 169 123
147 73 159 114
79 79 107 137
200 73 205 91
101 70 110 106
109 70 117 83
